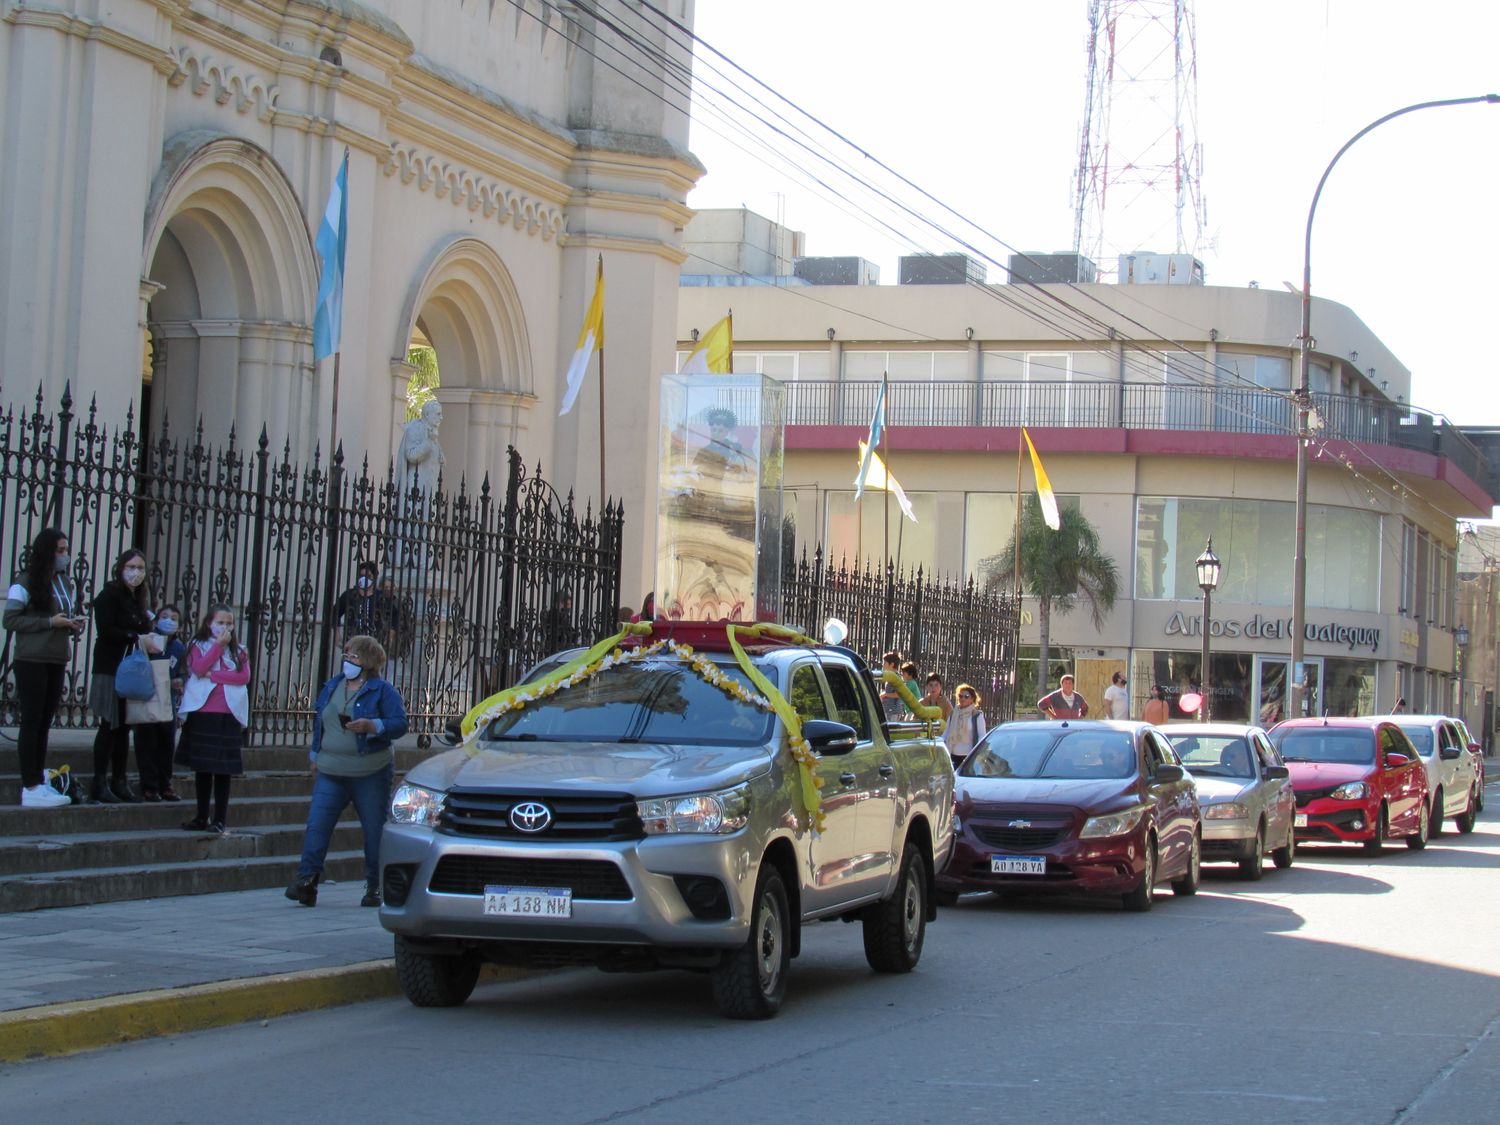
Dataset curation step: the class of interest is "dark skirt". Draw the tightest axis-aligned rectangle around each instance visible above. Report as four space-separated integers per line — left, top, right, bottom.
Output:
174 711 244 776
88 673 123 727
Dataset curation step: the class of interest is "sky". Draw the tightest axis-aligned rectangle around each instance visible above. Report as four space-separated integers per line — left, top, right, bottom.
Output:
685 0 1500 428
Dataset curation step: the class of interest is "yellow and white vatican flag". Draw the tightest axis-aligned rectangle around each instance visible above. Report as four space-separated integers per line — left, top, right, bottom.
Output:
856 440 917 523
679 313 733 374
559 257 604 416
1022 427 1060 530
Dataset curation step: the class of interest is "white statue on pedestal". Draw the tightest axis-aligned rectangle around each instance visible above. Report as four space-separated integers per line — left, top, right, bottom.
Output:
396 400 445 496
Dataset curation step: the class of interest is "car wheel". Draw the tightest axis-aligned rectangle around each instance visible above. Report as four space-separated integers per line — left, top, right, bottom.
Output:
393 936 481 1008
1239 822 1265 881
864 843 928 973
1171 831 1201 896
1475 782 1485 813
1272 819 1296 869
1361 804 1387 856
711 865 791 1020
1454 786 1478 834
1121 837 1156 913
1406 799 1430 850
1429 790 1443 838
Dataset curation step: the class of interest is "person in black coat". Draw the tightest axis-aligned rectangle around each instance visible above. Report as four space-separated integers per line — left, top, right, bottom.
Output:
88 549 155 803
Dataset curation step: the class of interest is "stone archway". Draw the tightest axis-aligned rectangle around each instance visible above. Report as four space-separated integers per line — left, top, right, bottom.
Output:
394 237 534 492
142 132 318 452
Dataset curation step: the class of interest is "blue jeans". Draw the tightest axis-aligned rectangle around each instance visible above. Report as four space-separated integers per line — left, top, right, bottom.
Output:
297 765 393 887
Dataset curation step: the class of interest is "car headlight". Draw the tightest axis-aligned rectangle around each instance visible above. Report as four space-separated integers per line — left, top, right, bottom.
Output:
1203 802 1249 820
1329 781 1366 801
1079 807 1145 839
390 783 445 826
638 784 750 835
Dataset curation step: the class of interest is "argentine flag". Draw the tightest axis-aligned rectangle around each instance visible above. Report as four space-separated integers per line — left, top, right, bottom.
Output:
312 152 348 362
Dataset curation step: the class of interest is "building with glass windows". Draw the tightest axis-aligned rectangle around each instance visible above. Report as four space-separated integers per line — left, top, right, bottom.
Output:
678 219 1496 722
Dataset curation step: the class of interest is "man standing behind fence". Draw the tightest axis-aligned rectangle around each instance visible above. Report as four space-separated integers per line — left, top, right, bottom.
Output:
334 561 388 649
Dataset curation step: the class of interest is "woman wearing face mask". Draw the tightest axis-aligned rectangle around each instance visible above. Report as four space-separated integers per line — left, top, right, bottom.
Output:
286 634 408 908
175 604 251 833
3 528 85 807
133 604 187 801
88 549 155 803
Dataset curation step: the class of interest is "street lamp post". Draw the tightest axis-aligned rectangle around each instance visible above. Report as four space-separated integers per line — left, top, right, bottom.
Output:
1456 623 1470 726
1196 537 1221 722
1290 94 1500 722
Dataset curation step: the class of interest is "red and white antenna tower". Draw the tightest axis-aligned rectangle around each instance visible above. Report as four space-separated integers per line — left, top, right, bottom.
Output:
1072 0 1207 277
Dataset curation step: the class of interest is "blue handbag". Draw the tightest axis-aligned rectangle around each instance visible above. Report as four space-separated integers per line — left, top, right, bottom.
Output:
114 649 157 701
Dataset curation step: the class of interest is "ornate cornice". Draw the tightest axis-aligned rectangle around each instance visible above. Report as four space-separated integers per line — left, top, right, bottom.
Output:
167 47 280 123
382 145 568 243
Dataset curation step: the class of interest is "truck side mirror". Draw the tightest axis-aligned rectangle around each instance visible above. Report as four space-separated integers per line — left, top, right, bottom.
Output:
802 719 858 756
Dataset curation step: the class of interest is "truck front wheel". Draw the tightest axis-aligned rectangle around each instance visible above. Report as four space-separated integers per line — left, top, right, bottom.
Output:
863 843 928 973
394 936 481 1008
711 866 791 1019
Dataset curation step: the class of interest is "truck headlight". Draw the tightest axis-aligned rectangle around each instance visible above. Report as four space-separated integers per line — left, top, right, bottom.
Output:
1079 807 1145 839
390 783 445 826
1329 781 1366 801
638 784 750 835
1203 802 1248 820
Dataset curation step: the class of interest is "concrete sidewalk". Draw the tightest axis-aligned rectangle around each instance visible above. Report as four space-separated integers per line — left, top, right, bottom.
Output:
0 880 425 1061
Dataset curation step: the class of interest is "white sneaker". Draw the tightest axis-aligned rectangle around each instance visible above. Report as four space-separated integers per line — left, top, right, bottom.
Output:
20 784 71 808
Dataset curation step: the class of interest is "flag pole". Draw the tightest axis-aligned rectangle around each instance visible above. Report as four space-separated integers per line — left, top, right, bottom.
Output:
596 256 606 511
881 372 890 576
329 352 342 456
1013 424 1024 601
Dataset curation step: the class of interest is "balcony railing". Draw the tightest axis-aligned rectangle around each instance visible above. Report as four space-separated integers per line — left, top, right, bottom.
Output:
774 379 1491 489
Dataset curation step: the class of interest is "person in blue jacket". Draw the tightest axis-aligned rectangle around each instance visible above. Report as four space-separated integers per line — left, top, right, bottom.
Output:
285 634 409 908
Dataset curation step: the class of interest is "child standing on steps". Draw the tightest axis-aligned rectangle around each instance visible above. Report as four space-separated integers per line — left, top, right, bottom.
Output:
175 604 250 834
135 604 187 802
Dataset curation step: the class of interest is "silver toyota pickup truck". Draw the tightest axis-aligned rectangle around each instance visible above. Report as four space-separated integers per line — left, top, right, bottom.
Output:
379 634 954 1019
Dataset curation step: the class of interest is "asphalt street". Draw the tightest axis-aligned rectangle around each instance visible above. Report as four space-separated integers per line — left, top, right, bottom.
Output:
5 792 1500 1125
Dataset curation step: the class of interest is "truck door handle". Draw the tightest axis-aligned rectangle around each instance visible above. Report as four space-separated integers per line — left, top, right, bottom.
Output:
878 764 895 777
839 772 857 786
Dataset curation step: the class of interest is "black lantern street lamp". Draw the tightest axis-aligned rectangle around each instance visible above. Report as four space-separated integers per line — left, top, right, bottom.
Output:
1196 538 1221 722
1456 623 1470 721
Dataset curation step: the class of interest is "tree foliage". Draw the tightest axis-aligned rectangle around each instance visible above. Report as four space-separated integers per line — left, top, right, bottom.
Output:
405 346 439 421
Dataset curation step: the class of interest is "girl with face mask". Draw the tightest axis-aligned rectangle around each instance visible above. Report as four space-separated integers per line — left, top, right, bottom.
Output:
286 634 409 907
175 605 251 833
87 549 154 803
132 604 187 801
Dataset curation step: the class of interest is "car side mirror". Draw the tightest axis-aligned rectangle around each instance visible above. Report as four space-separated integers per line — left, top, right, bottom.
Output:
1153 763 1185 783
1439 747 1461 761
802 718 858 756
1384 752 1410 768
1262 765 1289 780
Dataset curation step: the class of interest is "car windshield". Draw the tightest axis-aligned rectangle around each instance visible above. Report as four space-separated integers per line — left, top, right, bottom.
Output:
1165 735 1254 778
1396 726 1434 756
1269 728 1374 765
483 657 774 746
961 728 1137 780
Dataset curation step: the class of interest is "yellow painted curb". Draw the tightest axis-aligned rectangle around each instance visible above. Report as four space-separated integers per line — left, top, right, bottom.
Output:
0 960 531 1063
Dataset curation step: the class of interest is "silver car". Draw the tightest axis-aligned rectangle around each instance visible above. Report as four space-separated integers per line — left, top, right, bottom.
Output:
1163 724 1296 880
1385 715 1480 835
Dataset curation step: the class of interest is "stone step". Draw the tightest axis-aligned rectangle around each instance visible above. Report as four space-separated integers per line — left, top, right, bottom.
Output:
0 771 319 805
0 848 369 912
0 819 367 876
0 742 444 775
0 794 337 836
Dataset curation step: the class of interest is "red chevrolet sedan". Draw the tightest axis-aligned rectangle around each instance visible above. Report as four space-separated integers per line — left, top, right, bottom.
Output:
1267 718 1429 853
936 721 1201 912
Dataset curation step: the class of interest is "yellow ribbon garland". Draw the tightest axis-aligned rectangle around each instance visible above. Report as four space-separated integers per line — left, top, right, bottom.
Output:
881 668 945 722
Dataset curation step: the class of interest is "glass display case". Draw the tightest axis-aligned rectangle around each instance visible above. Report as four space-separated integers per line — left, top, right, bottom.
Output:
656 373 785 622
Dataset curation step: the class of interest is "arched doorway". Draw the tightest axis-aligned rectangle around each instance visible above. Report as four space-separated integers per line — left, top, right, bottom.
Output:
142 133 318 453
394 238 534 492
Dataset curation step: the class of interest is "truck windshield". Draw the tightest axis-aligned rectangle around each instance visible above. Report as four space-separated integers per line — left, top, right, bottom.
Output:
484 657 774 747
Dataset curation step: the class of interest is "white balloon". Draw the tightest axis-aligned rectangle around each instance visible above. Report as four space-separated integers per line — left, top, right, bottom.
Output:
822 618 848 646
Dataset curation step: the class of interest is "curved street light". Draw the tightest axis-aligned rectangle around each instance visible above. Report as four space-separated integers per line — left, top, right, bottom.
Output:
1290 94 1500 721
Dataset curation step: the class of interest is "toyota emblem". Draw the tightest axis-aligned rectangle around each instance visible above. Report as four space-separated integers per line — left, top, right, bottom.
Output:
509 801 553 833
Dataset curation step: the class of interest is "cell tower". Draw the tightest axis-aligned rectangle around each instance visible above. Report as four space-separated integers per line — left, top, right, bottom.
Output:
1072 0 1207 277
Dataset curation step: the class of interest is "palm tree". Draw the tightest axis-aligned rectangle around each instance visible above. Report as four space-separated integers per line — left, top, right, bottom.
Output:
981 495 1120 706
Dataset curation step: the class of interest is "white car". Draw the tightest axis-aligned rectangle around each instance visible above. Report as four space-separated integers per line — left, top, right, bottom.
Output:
1162 724 1296 880
1385 715 1480 835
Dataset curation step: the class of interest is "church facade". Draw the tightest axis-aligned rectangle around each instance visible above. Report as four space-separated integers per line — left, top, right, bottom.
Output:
0 0 700 588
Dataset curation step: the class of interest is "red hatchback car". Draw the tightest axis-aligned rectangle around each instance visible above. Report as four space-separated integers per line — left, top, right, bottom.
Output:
1267 718 1430 853
937 721 1201 912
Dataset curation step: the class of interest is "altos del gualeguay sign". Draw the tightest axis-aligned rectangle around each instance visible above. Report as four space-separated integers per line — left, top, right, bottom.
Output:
1164 611 1380 652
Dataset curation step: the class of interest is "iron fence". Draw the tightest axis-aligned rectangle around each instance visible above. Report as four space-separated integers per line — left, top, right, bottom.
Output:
0 385 623 743
780 539 1021 724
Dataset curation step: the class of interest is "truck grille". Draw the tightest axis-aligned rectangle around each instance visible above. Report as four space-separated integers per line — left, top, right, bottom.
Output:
428 856 633 900
440 791 643 841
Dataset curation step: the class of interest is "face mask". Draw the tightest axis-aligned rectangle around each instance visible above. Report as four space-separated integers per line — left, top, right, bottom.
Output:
122 566 146 588
156 619 179 635
342 660 363 680
54 555 71 572
209 622 230 639
357 576 373 590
